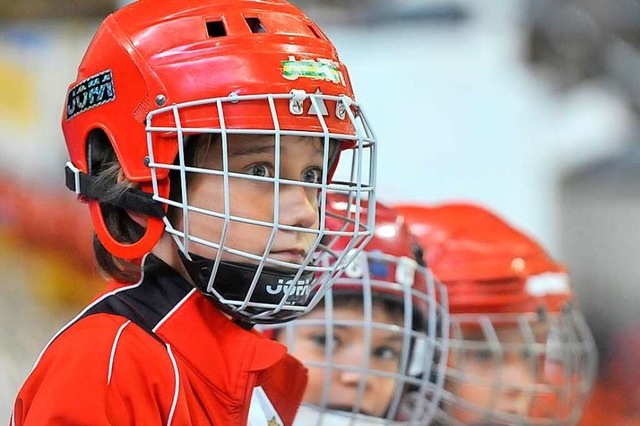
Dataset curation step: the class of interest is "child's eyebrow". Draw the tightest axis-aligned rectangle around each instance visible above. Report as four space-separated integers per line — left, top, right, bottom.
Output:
381 334 405 344
231 143 275 157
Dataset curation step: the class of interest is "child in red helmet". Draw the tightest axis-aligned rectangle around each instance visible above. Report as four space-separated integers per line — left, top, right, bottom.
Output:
263 194 449 425
396 202 597 426
11 1 376 424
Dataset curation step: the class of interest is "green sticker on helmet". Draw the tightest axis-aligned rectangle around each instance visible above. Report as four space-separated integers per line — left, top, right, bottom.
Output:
282 57 345 85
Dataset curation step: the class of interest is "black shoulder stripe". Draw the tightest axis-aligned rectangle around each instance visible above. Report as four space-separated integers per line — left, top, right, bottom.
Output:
82 294 166 345
78 256 194 345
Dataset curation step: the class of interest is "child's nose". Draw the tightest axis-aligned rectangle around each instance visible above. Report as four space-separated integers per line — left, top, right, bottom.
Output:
336 347 370 387
497 360 537 415
502 356 536 385
338 365 369 389
278 183 318 229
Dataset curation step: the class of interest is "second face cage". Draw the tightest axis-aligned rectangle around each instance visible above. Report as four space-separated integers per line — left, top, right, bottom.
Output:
145 90 377 323
262 250 451 425
434 307 597 426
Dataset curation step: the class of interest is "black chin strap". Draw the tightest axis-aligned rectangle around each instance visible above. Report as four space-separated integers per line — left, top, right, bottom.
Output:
178 251 316 325
65 162 165 218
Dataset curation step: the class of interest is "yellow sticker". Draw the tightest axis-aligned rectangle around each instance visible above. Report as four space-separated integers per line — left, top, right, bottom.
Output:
282 56 344 86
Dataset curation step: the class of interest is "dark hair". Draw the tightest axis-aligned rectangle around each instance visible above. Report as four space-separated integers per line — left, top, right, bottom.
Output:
333 293 404 321
88 131 212 282
330 292 428 332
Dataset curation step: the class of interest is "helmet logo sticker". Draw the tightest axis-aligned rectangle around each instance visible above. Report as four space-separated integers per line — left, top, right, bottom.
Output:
343 250 394 281
282 56 345 86
368 251 389 278
66 70 115 121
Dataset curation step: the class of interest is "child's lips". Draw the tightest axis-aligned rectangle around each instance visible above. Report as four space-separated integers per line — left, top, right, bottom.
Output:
270 249 307 263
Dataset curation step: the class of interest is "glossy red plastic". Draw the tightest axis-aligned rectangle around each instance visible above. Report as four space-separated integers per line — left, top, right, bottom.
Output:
326 194 429 310
395 203 572 314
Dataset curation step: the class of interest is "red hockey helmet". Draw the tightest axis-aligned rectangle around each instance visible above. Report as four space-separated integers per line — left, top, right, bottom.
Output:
61 0 376 323
395 202 597 425
395 202 570 315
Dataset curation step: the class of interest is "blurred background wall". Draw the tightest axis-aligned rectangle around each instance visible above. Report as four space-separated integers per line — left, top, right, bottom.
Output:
1 0 639 423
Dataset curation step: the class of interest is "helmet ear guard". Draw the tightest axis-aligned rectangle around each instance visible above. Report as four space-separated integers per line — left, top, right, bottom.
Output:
89 200 165 260
65 161 170 260
88 182 169 260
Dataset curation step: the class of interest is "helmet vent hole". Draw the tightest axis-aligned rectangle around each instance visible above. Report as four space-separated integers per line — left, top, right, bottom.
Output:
206 20 227 38
245 17 266 33
307 24 322 39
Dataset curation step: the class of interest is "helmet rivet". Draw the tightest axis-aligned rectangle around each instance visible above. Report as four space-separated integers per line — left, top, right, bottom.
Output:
155 94 167 106
511 257 526 273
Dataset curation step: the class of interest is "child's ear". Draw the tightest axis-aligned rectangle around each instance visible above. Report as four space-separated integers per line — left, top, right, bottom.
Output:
126 210 148 228
116 169 148 227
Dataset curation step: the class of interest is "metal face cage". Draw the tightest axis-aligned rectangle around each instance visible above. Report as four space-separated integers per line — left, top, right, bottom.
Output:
435 307 597 426
145 91 377 323
263 250 450 425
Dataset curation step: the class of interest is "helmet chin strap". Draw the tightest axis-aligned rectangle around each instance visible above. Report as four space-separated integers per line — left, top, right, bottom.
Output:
65 162 165 217
178 251 316 326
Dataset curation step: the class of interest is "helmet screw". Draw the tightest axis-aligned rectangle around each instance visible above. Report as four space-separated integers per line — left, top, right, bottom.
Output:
155 94 167 106
511 257 525 273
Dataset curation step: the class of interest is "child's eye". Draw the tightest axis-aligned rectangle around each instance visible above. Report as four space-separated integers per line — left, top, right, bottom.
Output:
246 163 273 178
302 167 323 184
520 348 535 360
469 348 493 362
373 346 400 361
310 333 340 350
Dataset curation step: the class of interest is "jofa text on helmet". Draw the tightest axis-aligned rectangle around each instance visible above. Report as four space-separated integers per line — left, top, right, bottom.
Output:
66 69 116 121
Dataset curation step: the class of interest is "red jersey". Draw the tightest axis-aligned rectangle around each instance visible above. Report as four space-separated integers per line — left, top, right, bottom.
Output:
11 255 308 425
